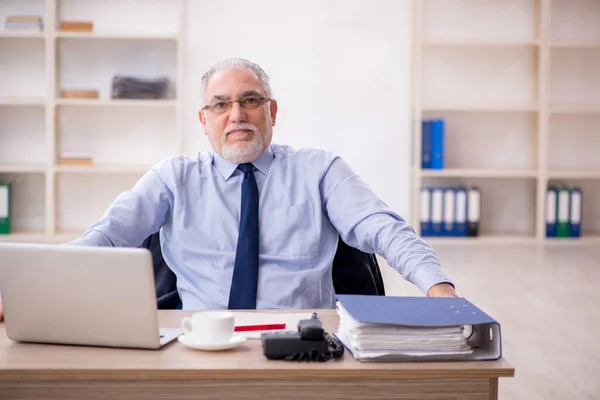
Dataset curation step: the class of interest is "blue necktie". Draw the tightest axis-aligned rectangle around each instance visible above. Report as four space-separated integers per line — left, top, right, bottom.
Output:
228 163 259 309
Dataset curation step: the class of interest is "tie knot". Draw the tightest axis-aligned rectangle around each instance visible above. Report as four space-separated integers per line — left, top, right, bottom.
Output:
237 163 254 174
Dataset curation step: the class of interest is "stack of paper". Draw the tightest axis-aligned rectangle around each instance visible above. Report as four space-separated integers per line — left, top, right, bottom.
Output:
335 295 501 362
4 16 43 31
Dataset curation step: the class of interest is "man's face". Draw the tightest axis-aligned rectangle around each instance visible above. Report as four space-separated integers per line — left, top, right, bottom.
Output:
198 67 278 164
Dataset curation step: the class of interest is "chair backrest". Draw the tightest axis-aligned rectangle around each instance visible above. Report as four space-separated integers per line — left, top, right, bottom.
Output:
141 232 385 310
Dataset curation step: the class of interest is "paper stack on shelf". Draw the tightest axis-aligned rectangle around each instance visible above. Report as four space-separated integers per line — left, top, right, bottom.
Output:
60 89 99 99
59 21 93 33
4 16 43 31
59 151 93 167
335 295 502 362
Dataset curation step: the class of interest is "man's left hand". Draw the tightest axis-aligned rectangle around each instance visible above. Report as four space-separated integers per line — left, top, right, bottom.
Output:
427 283 457 297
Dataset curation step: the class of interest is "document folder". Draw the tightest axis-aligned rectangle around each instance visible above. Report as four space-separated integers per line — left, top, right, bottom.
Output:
569 188 582 238
467 187 481 237
556 188 570 238
420 187 432 236
430 119 445 170
545 187 557 237
430 188 443 236
454 187 468 237
0 183 10 235
421 120 432 169
442 188 455 236
335 294 502 362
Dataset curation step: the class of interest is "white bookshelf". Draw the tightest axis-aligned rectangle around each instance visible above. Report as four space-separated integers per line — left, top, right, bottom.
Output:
412 0 600 244
54 32 178 40
55 99 178 107
0 0 185 242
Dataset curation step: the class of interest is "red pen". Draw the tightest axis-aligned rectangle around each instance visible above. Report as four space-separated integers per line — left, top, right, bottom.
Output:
234 323 286 332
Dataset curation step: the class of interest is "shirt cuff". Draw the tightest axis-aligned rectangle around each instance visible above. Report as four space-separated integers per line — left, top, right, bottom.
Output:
67 229 114 247
411 262 454 295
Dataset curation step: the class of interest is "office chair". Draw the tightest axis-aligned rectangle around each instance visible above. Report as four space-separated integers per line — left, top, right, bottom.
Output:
139 231 386 310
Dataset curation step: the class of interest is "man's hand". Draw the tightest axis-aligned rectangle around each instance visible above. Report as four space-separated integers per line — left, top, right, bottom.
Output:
427 283 457 297
0 300 4 322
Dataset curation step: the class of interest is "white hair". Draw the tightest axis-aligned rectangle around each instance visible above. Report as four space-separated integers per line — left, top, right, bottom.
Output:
200 58 273 103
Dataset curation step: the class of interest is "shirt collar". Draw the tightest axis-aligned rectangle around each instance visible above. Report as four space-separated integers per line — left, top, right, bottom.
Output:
212 145 274 181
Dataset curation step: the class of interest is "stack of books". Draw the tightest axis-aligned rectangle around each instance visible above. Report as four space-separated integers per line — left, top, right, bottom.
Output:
335 295 501 362
4 16 43 31
111 76 169 99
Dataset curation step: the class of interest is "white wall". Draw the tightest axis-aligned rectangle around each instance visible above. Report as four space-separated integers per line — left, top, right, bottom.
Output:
183 0 413 217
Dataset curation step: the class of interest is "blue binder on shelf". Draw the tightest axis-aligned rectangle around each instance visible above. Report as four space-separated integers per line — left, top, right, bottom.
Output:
443 188 455 236
454 187 468 237
335 295 502 362
545 187 557 238
421 120 432 169
430 188 444 236
430 119 445 170
569 188 582 238
420 187 432 236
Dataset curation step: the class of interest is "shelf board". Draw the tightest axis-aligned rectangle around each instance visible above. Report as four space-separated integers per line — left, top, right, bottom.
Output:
424 235 536 245
551 41 600 49
422 39 539 47
421 103 537 112
548 170 600 179
55 99 177 107
419 168 537 179
0 165 46 173
550 104 600 114
544 236 600 245
0 30 44 38
55 32 178 40
0 97 45 106
55 164 151 174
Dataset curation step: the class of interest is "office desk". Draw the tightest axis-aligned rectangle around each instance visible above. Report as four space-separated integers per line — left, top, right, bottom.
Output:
0 310 514 399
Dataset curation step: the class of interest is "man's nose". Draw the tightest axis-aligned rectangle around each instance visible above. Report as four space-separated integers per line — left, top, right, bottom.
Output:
228 101 247 123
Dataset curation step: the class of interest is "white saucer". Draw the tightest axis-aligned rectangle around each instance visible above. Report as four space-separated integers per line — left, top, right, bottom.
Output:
178 334 247 351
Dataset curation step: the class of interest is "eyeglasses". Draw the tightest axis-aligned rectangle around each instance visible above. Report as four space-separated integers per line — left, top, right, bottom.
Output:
202 96 272 115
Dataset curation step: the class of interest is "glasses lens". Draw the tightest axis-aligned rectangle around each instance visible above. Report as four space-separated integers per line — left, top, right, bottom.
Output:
241 97 266 110
209 102 229 114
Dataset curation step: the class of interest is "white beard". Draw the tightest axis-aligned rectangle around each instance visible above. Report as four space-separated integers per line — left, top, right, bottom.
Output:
221 133 265 164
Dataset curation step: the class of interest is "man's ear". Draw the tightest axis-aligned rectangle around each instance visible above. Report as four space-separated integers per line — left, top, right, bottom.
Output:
198 110 208 134
270 100 278 126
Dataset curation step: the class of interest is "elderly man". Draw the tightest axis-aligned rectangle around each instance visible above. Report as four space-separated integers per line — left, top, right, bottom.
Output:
0 58 455 320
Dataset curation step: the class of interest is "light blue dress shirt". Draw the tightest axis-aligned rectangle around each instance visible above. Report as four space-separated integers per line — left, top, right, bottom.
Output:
70 144 451 310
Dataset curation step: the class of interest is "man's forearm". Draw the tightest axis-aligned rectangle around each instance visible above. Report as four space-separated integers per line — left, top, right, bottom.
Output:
68 229 115 247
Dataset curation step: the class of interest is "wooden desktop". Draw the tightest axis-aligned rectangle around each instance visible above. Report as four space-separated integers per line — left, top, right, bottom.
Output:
0 310 514 399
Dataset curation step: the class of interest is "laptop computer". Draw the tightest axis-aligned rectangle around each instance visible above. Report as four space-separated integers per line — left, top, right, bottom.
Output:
0 242 183 349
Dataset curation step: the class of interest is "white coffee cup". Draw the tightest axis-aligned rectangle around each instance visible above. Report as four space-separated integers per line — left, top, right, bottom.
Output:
180 311 235 345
